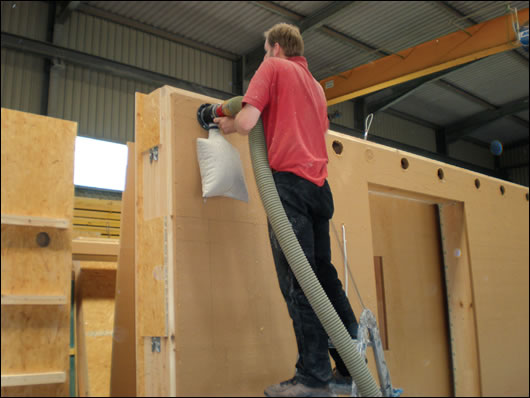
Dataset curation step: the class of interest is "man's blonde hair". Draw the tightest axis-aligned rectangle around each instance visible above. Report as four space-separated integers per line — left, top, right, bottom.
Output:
264 23 304 57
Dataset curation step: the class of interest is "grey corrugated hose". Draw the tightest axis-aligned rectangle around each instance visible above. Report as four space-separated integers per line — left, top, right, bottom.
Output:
222 96 382 397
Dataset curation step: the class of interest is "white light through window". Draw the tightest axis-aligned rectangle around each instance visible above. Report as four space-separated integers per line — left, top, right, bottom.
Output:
74 136 128 191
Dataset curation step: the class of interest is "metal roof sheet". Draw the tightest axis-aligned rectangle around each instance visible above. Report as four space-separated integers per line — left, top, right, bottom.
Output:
324 1 464 55
389 82 487 125
82 1 529 150
443 52 529 107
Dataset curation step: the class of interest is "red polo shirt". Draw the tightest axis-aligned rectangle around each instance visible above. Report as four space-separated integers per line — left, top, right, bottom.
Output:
242 56 329 187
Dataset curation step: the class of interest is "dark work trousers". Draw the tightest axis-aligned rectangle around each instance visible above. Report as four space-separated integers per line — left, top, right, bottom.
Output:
267 171 359 388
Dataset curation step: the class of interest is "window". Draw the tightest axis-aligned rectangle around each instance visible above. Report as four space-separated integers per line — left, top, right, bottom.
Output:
74 136 128 191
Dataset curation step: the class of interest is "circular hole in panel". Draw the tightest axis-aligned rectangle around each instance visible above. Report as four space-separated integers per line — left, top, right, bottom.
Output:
401 158 409 170
475 179 481 189
500 185 505 195
332 140 343 155
437 168 444 180
36 232 50 248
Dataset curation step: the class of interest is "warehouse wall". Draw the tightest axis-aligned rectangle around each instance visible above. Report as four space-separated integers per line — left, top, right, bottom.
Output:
502 144 530 187
327 101 438 153
1 1 49 115
449 140 495 170
1 1 234 145
369 111 437 152
1 2 525 185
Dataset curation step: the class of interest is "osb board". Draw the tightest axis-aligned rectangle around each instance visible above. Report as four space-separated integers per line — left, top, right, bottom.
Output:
134 91 168 397
134 91 166 336
139 87 529 397
1 226 72 296
0 306 70 397
1 108 76 219
369 194 452 396
78 262 117 397
110 142 136 397
1 108 76 397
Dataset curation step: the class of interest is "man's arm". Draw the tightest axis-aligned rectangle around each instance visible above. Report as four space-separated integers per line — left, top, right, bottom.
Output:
214 103 261 136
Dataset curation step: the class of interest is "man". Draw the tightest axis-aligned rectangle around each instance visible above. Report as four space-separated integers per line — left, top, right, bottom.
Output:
214 23 359 397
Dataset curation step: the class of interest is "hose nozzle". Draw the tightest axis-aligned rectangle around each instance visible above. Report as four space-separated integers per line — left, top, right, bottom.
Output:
197 97 245 130
197 103 220 130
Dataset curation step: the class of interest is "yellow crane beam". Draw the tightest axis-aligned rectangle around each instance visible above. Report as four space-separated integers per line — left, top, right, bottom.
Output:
320 8 529 106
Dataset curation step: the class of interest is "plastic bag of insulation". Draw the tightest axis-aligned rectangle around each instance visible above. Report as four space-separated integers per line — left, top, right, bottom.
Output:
196 127 249 202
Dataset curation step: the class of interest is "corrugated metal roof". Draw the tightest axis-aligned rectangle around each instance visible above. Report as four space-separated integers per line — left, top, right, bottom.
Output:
389 82 487 125
515 110 529 121
446 0 529 23
325 1 463 55
303 29 380 80
442 52 529 107
274 1 330 16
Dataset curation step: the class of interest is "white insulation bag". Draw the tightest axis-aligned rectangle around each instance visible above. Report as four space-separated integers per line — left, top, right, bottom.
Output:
196 127 249 202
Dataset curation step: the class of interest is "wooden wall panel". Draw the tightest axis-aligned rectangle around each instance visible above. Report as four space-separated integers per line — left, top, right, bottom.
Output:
1 108 76 397
110 142 137 397
134 87 529 397
78 262 116 397
369 194 452 396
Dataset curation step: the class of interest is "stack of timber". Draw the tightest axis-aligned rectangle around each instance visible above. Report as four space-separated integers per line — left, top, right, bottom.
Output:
120 86 529 397
1 108 77 396
73 197 121 239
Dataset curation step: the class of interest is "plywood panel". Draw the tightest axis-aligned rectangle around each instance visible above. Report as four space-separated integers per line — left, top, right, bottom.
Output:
110 142 136 397
134 91 167 397
1 108 76 397
1 108 75 219
327 131 529 396
369 194 452 396
78 263 117 398
1 226 72 296
438 202 481 396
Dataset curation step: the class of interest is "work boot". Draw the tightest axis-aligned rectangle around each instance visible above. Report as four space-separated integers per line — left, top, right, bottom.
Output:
329 368 355 396
264 377 336 397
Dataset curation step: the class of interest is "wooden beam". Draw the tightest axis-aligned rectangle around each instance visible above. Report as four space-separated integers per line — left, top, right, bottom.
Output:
1 295 67 305
438 202 482 396
1 372 66 387
72 237 119 257
320 8 529 106
1 214 69 229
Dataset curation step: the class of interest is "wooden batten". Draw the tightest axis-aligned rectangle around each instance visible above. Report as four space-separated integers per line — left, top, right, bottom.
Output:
1 215 69 229
1 295 67 305
1 372 67 387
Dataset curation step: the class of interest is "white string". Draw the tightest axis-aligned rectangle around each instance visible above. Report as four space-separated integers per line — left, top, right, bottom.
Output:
331 221 367 309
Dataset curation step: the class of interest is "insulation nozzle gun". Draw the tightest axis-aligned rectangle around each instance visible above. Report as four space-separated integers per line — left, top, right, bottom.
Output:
197 98 242 130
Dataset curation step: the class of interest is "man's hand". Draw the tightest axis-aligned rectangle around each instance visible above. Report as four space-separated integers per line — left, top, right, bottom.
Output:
213 117 237 134
214 103 261 136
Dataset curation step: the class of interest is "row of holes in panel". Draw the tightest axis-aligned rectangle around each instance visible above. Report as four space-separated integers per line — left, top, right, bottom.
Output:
331 140 529 201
